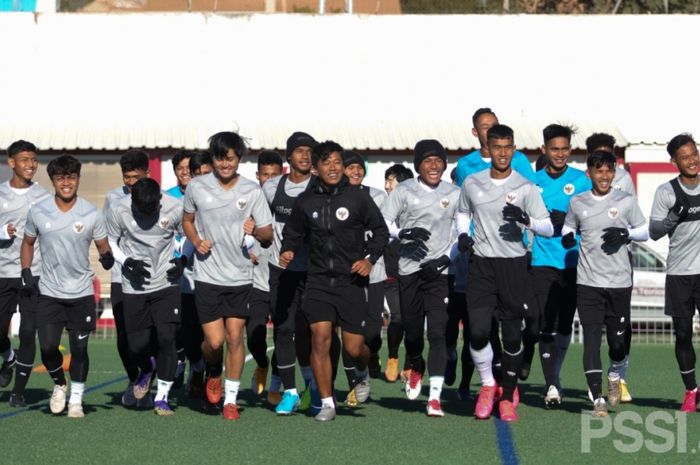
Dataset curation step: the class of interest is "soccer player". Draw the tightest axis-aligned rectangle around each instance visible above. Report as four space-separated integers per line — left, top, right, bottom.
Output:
649 133 700 412
182 132 273 420
382 164 414 383
279 141 389 421
165 150 193 198
457 124 553 422
0 140 51 407
531 124 591 407
103 150 151 407
262 132 318 415
381 139 460 417
21 155 114 418
106 178 186 415
189 151 213 177
562 151 647 417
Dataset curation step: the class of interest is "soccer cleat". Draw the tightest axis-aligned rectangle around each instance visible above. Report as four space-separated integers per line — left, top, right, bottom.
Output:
426 399 445 417
607 375 621 407
544 385 561 408
368 354 381 379
267 390 281 406
298 388 311 411
49 384 67 414
519 361 531 381
0 357 16 388
345 388 358 407
223 403 240 420
121 382 137 407
275 390 300 415
400 369 411 383
385 357 399 383
593 396 608 417
154 400 174 416
134 369 154 400
498 400 518 422
496 385 520 408
680 389 698 413
188 369 205 399
456 387 473 401
354 374 371 403
444 349 458 386
251 366 268 396
137 394 154 409
620 379 632 403
205 375 223 405
9 393 26 408
67 402 85 418
405 370 423 400
475 384 498 419
314 404 336 422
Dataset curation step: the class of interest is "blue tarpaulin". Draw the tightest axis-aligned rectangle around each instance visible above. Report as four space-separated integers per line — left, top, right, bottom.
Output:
0 0 38 11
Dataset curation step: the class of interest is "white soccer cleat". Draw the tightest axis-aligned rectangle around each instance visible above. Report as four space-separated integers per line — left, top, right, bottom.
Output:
50 384 67 414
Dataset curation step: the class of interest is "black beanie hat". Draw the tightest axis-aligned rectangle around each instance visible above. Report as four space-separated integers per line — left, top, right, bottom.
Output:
341 150 365 170
286 132 317 160
413 139 447 172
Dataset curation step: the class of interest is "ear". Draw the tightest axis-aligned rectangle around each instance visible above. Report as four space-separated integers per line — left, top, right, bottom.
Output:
540 145 546 155
471 127 478 139
7 157 15 169
585 169 591 179
146 169 151 178
255 171 260 180
670 157 678 169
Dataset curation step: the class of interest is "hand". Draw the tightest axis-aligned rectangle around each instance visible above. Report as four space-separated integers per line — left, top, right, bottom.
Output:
398 227 431 242
401 240 429 261
549 209 566 228
166 256 187 280
20 268 39 298
601 227 630 248
561 232 576 249
279 251 294 268
418 255 451 281
243 216 256 236
99 251 115 270
457 233 474 254
249 252 259 265
6 223 16 239
503 204 530 225
351 259 373 277
124 257 151 281
195 238 212 255
671 195 690 221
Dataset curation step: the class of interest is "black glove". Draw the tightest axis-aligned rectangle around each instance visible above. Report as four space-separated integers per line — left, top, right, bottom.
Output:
457 233 474 254
124 257 151 281
99 251 115 270
20 268 39 298
167 256 188 281
601 227 630 248
418 255 451 281
549 209 566 228
401 240 429 261
671 195 690 222
561 232 576 249
503 204 530 225
398 227 431 242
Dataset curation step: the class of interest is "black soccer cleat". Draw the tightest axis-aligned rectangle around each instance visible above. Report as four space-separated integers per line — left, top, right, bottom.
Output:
0 358 16 388
9 393 26 408
519 362 531 382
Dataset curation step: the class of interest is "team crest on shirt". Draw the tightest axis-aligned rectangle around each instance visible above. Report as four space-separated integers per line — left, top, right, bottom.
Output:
439 198 450 209
1 202 7 209
506 192 518 204
85 315 91 323
335 207 349 221
613 184 622 190
45 222 51 229
72 221 85 234
312 211 318 219
563 183 575 195
236 198 247 210
159 218 169 229
608 207 619 219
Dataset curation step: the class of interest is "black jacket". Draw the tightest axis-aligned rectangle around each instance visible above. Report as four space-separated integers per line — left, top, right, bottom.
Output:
280 176 389 288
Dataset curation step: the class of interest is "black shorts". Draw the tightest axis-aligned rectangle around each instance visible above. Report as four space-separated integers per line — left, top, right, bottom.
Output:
195 281 251 324
181 292 200 331
122 286 181 334
577 285 632 326
664 274 700 318
398 271 449 323
37 294 97 332
532 266 577 334
0 277 21 320
302 284 367 334
467 255 536 321
249 287 271 324
366 282 385 328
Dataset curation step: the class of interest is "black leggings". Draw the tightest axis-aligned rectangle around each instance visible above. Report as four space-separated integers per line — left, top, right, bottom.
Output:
673 316 697 390
38 323 90 384
365 282 384 355
128 323 177 382
111 284 139 382
582 319 627 398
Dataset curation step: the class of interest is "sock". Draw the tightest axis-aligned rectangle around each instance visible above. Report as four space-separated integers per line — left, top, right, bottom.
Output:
554 333 571 383
344 365 357 388
470 344 496 387
155 378 173 402
500 346 523 402
428 376 444 401
191 358 205 373
207 362 223 378
2 348 15 362
175 359 186 378
680 368 697 391
69 381 85 405
586 370 603 399
12 360 33 395
355 367 368 381
223 378 240 405
269 374 282 392
49 365 66 386
285 388 298 397
321 396 334 408
300 365 313 387
608 356 627 379
618 356 629 380
447 346 458 361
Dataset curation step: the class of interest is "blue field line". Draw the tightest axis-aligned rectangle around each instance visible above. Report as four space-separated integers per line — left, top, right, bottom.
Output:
494 418 519 465
0 375 127 421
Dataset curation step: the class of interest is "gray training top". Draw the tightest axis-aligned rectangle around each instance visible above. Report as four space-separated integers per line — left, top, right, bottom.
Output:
0 181 51 278
650 178 700 275
459 170 548 259
24 196 107 299
183 173 273 287
565 189 646 288
103 185 130 284
614 167 636 197
367 186 387 284
106 194 183 294
381 178 460 276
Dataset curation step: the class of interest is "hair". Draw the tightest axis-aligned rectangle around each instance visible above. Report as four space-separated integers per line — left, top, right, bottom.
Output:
47 155 81 178
384 164 414 182
586 151 617 171
472 107 496 128
171 149 197 171
257 150 284 171
8 140 37 157
667 133 696 158
130 178 162 216
535 154 548 171
487 124 514 142
449 167 457 182
119 149 149 173
188 151 213 174
543 124 574 145
585 133 616 154
312 141 344 166
208 132 249 161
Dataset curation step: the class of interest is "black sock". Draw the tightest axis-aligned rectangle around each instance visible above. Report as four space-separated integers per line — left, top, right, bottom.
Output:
387 323 403 359
207 362 223 378
539 337 558 387
586 372 603 399
12 361 33 395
